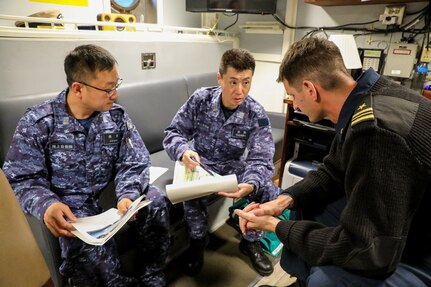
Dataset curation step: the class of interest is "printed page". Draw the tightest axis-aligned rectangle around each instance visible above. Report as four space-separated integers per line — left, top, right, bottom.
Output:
71 208 121 234
167 161 238 204
173 161 217 184
71 195 151 246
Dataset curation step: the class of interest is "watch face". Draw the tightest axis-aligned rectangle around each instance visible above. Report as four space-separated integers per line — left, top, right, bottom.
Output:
111 0 140 12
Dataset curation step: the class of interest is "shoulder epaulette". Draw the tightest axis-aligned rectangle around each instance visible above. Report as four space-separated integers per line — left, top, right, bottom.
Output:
351 102 374 127
109 107 125 124
27 101 54 123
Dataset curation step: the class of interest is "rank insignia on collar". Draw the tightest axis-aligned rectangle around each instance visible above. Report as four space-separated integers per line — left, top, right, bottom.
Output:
351 106 374 127
358 103 367 110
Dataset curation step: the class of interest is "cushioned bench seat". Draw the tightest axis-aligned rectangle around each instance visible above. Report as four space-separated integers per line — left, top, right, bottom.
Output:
0 72 286 286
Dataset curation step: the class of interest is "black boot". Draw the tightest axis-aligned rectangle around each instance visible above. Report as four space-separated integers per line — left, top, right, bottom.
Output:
240 239 274 276
183 237 207 276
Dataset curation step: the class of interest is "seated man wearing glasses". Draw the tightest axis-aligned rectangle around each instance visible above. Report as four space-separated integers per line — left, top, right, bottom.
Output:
2 44 170 287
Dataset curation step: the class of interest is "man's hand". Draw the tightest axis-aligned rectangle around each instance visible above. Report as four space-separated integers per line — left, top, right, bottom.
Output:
254 194 293 217
236 194 293 234
181 150 200 170
235 207 281 234
43 202 77 237
218 183 254 199
117 198 138 221
117 198 133 215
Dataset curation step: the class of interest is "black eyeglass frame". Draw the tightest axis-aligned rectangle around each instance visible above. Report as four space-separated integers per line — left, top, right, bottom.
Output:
78 78 123 97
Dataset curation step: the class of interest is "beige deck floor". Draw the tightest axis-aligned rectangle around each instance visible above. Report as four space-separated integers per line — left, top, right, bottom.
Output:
166 222 296 287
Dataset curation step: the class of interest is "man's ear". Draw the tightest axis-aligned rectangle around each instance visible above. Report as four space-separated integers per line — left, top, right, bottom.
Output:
70 82 83 98
303 80 319 102
217 72 222 86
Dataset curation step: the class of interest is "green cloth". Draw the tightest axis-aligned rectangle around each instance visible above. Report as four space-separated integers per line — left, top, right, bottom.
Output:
229 198 290 257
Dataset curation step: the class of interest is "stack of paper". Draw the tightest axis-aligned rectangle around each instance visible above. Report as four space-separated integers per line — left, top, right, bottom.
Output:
166 161 238 204
71 195 150 246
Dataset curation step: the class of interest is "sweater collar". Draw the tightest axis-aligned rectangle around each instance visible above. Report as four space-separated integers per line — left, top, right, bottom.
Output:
336 68 380 142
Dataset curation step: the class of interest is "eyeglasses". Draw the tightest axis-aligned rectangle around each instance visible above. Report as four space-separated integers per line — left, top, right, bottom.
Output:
78 78 123 97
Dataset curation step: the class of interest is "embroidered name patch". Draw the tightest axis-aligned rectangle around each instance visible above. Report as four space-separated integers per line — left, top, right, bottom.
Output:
197 122 210 130
103 132 121 145
231 128 249 139
50 143 74 150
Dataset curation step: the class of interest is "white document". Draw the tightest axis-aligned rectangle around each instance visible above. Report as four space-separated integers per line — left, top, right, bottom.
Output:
71 195 151 246
166 161 238 204
150 166 168 184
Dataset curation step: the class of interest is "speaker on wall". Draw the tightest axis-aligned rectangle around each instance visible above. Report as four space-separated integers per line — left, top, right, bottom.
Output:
97 13 136 32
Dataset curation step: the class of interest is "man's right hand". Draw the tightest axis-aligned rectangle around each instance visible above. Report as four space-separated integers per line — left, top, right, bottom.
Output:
43 202 77 237
181 149 200 170
237 194 294 234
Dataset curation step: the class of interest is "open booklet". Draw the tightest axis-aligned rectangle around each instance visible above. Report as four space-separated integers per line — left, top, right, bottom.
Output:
166 161 238 204
70 166 168 246
71 195 151 246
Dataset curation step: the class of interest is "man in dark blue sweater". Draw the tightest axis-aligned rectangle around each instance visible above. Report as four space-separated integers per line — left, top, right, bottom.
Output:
236 37 431 287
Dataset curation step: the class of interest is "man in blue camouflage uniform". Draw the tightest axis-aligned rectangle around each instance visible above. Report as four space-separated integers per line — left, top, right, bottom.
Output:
163 48 280 277
2 44 170 287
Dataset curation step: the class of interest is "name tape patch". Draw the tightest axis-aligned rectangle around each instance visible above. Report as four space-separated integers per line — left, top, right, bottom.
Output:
50 143 75 150
231 128 250 139
103 132 121 145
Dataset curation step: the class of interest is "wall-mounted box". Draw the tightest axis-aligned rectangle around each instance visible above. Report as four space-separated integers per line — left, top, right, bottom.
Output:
383 43 417 78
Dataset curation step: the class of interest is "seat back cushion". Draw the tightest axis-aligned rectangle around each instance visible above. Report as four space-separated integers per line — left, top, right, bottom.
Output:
184 72 218 97
0 93 57 165
116 77 189 154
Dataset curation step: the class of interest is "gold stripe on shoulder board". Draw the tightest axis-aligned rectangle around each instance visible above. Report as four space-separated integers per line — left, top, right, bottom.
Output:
351 107 374 127
352 107 373 121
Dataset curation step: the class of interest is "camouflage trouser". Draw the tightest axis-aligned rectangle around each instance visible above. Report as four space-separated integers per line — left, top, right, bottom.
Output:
59 185 170 287
183 178 280 241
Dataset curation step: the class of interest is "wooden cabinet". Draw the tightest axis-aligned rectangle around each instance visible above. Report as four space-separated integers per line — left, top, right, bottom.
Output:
305 0 428 6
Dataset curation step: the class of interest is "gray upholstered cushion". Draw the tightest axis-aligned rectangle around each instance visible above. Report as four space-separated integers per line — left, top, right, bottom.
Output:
272 128 284 162
184 72 218 97
117 78 189 154
0 93 57 164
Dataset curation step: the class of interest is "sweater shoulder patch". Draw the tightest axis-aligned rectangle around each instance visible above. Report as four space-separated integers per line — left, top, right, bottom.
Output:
351 102 374 127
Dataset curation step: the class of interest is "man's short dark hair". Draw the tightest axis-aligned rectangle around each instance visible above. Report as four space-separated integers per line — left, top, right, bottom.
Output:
64 44 117 86
277 37 349 91
219 48 255 76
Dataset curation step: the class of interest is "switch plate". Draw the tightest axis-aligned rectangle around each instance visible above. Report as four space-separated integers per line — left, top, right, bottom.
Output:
379 5 405 26
141 53 156 70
